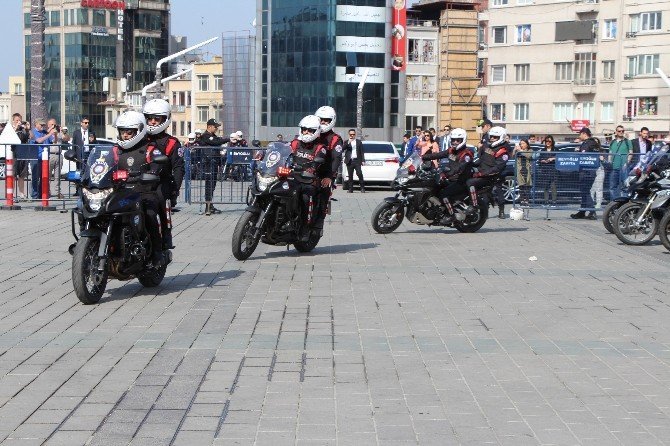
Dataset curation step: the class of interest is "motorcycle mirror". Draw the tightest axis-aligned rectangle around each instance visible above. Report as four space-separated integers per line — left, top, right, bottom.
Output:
251 139 261 147
314 157 325 164
63 149 79 162
152 154 169 164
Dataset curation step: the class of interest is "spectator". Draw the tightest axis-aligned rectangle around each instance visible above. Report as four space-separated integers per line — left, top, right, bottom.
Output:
400 133 410 158
607 125 633 200
429 127 436 139
571 127 600 219
404 125 422 160
416 130 439 167
235 130 248 147
437 124 451 152
477 119 492 150
47 118 69 198
513 138 532 205
603 131 613 145
276 134 284 142
590 136 605 210
528 134 537 144
29 118 57 199
632 126 652 169
11 113 30 200
72 117 92 164
538 135 558 205
194 129 203 143
199 119 229 216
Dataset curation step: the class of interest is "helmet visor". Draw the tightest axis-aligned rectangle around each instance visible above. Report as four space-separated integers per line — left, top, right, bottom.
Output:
451 138 464 146
301 127 317 134
119 128 138 140
145 114 166 124
489 135 500 143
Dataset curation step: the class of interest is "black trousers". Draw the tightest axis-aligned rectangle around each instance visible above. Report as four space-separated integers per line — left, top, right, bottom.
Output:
346 159 364 190
140 192 163 253
466 176 504 208
203 159 219 201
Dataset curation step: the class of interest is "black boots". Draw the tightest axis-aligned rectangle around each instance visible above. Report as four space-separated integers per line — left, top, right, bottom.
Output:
498 207 505 219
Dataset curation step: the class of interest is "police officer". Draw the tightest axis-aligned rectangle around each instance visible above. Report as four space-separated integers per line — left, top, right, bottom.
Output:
113 111 165 266
290 115 330 239
199 119 229 216
314 106 343 228
422 128 473 223
142 99 185 249
467 126 511 219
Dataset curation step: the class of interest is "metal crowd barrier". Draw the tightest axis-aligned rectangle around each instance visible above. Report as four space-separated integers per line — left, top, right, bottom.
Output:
511 150 650 218
184 146 264 206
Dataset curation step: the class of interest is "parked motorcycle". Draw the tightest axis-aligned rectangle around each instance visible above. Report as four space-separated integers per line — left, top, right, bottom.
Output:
602 171 654 234
65 147 172 304
371 152 490 234
231 143 329 260
612 145 670 245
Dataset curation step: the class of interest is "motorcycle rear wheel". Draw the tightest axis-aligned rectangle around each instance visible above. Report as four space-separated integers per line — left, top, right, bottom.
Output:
613 202 658 245
455 203 489 233
232 210 261 260
294 230 321 253
658 210 670 252
602 201 623 234
72 237 108 305
138 265 167 287
371 201 405 234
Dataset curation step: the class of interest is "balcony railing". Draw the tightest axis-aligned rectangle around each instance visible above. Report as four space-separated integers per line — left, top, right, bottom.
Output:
407 19 439 28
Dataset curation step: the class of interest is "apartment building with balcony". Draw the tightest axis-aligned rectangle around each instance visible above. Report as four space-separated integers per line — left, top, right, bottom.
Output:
406 13 440 133
478 0 670 140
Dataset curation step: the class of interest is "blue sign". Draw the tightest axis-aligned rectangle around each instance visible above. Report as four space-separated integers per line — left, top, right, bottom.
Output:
227 148 254 165
556 153 600 171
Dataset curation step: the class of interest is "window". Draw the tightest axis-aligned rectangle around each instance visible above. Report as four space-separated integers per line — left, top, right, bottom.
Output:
602 60 615 80
492 0 508 6
197 106 209 123
601 102 614 122
75 9 88 25
574 53 596 85
638 97 658 115
603 19 617 39
514 103 529 121
631 12 662 32
50 11 60 27
213 75 223 91
408 38 436 64
180 121 185 136
13 83 23 95
405 116 435 134
516 25 531 43
491 103 506 121
93 9 106 26
555 62 573 81
578 102 595 121
492 27 506 44
517 0 532 4
627 54 659 76
515 64 530 82
197 75 209 91
553 103 574 121
406 75 436 100
491 65 506 83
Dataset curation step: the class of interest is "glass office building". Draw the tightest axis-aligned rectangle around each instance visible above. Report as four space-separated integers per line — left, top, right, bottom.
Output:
256 0 402 141
23 0 169 131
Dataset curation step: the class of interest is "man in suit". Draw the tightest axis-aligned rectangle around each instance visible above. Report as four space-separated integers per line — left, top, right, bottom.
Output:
631 126 652 169
344 128 365 193
71 116 92 163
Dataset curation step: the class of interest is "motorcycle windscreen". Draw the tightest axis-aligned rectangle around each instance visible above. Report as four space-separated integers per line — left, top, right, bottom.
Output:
397 152 422 177
81 145 118 189
258 142 292 177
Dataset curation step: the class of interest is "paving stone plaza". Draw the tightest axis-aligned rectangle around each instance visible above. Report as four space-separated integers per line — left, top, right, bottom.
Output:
1 191 670 445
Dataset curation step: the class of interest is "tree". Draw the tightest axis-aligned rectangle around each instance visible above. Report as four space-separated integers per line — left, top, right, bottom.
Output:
29 0 47 123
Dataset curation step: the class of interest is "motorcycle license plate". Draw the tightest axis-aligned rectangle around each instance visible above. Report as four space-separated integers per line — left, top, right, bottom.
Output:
365 161 383 166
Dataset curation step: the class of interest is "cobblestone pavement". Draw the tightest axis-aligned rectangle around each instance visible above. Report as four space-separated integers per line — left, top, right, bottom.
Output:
1 190 670 446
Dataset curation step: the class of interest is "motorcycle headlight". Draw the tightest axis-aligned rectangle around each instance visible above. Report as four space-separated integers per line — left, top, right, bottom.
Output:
256 173 277 191
82 188 113 211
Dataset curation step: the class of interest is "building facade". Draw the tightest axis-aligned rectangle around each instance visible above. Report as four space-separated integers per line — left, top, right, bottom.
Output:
478 0 670 140
22 0 170 131
256 0 403 142
8 76 27 118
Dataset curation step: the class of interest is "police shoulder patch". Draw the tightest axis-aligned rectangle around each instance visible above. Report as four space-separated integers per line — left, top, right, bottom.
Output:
502 154 509 161
334 145 343 153
177 147 185 157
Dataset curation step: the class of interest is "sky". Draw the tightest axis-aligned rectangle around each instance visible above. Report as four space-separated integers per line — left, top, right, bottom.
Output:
3 0 420 91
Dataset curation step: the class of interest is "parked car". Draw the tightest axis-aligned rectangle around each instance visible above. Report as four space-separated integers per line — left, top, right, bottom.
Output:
342 141 401 187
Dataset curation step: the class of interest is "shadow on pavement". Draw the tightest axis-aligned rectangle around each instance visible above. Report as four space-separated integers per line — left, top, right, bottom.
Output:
260 242 379 259
397 227 529 234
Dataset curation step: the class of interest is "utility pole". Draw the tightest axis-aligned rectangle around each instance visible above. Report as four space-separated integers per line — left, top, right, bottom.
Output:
30 0 47 122
356 68 370 139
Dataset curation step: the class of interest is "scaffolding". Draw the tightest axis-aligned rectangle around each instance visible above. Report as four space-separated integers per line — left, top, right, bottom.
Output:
221 31 256 139
439 6 482 134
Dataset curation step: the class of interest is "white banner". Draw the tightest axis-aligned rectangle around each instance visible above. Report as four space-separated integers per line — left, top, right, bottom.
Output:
336 36 386 54
335 67 386 84
336 5 388 23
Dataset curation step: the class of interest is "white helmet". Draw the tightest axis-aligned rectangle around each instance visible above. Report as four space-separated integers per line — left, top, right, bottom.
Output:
187 132 196 140
114 111 146 150
449 128 467 150
488 126 507 148
298 115 321 143
315 105 336 133
142 98 171 135
229 133 239 143
195 129 203 135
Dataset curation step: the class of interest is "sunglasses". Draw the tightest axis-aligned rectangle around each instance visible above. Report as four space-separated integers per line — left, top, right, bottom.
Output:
616 129 624 133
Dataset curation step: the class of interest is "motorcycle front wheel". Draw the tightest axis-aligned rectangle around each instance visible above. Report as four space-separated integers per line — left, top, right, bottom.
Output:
371 201 405 234
232 210 261 260
72 237 108 304
602 201 623 234
613 202 658 245
658 210 670 252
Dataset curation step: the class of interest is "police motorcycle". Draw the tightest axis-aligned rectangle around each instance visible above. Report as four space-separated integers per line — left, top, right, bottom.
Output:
611 144 670 245
231 142 328 260
602 170 655 234
371 152 489 234
64 146 172 304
